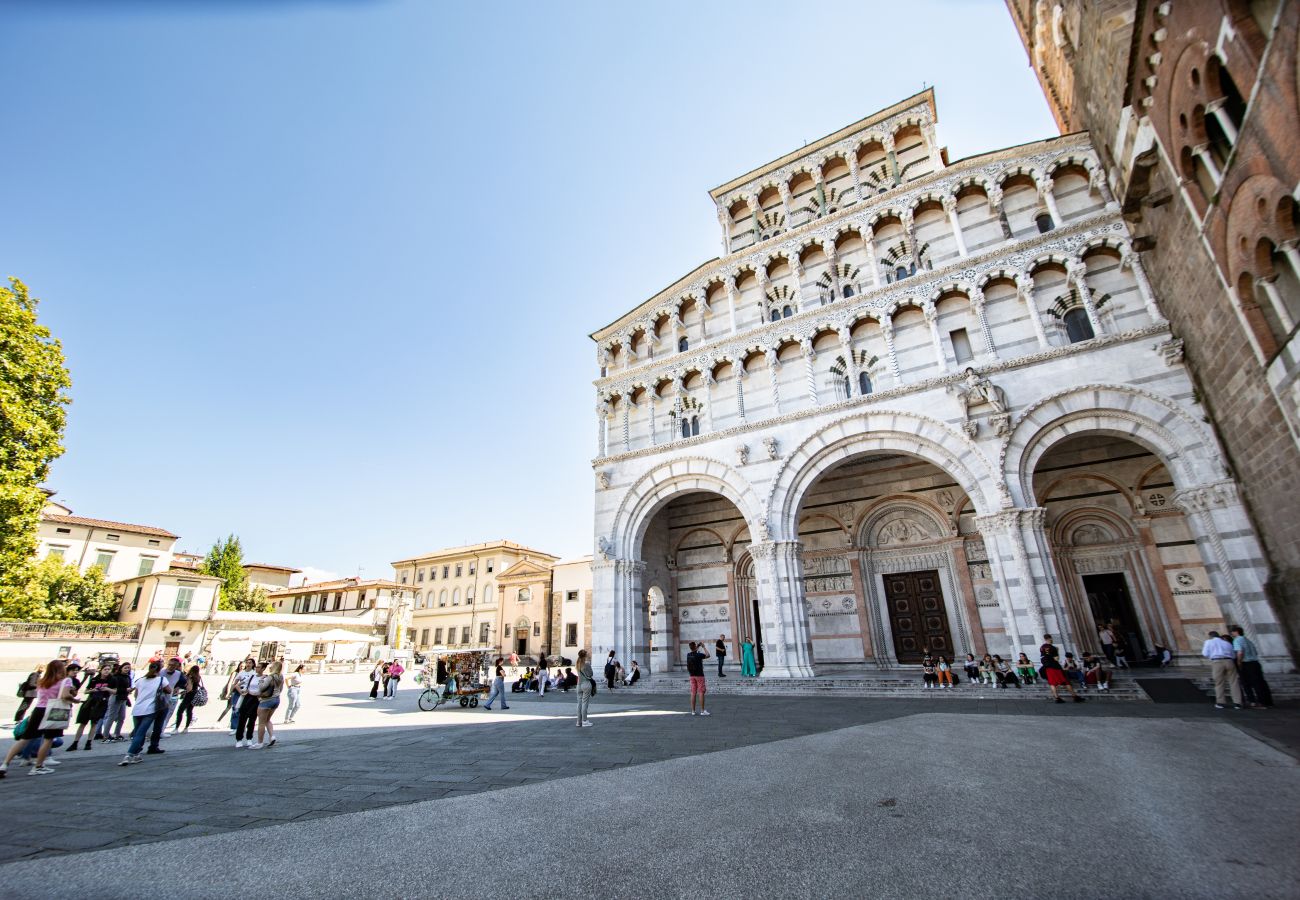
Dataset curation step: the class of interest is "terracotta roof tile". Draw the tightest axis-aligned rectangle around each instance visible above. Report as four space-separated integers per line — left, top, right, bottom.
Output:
45 514 178 539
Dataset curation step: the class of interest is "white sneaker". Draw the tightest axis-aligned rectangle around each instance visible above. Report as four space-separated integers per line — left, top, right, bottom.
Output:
699 710 711 716
579 721 593 727
250 742 264 750
43 758 61 766
28 766 54 775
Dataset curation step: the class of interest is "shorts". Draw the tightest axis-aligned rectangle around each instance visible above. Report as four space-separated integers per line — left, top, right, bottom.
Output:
258 697 281 710
689 675 707 696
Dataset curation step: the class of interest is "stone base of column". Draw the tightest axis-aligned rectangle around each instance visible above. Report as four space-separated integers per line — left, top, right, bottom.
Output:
760 663 817 678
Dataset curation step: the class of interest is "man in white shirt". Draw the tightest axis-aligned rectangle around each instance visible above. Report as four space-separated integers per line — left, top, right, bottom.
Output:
148 658 185 754
1201 631 1243 710
1098 625 1117 664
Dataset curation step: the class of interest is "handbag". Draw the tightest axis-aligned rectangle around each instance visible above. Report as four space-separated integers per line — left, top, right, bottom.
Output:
42 700 73 730
194 685 209 707
13 717 30 740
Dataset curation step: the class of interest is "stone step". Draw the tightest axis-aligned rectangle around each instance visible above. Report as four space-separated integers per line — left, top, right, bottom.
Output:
631 675 1147 700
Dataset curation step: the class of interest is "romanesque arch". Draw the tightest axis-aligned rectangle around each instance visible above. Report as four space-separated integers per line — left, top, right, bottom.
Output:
1001 384 1224 506
610 455 762 560
768 410 1003 539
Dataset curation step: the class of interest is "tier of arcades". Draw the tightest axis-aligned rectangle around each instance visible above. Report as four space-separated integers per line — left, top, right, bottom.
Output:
595 133 1112 380
712 104 942 256
592 138 1169 460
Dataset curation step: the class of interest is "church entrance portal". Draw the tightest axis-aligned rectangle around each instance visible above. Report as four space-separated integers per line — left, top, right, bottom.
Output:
882 570 953 663
1081 572 1146 658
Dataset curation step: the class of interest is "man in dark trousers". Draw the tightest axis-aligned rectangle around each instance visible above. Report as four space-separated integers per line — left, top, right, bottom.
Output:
1230 626 1273 708
715 635 728 677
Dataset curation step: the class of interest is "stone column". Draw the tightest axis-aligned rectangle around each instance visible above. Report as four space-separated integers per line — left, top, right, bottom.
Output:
1205 98 1239 146
901 208 918 265
943 194 968 257
847 153 863 203
847 554 875 659
596 399 610 456
648 394 658 447
724 275 739 334
1039 176 1063 228
923 300 947 369
989 184 1012 239
766 347 782 415
882 133 900 186
1191 144 1223 187
800 337 818 405
837 326 859 397
812 167 827 219
734 363 746 423
1256 275 1295 333
1068 260 1106 335
778 181 794 230
823 239 840 303
592 557 647 671
717 205 732 256
976 509 1055 649
791 256 806 309
863 225 881 288
1017 273 1051 348
751 540 816 677
880 316 902 381
1173 480 1288 665
620 391 631 452
746 194 763 242
756 268 772 322
1121 247 1166 323
971 287 998 359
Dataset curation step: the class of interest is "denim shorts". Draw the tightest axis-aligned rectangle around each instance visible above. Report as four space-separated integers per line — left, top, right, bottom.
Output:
258 697 281 710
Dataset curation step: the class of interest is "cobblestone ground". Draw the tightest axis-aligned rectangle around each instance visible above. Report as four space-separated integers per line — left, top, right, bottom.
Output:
0 678 1295 866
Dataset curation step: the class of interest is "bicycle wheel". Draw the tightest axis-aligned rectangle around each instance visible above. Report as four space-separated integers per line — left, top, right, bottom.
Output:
418 690 437 712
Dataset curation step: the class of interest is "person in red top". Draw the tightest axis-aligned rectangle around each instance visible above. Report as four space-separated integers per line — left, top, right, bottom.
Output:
1039 635 1084 704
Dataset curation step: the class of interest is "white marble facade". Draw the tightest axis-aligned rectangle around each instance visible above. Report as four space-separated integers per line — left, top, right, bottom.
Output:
589 92 1288 676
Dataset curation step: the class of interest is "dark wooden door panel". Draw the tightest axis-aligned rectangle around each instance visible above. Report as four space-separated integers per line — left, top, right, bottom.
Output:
883 570 953 664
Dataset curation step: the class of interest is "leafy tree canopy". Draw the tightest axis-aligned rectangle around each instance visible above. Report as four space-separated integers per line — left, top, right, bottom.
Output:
0 278 72 615
6 556 120 621
200 534 272 612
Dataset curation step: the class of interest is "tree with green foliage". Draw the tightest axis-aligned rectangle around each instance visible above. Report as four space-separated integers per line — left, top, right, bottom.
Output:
200 534 272 612
0 278 72 618
14 556 119 621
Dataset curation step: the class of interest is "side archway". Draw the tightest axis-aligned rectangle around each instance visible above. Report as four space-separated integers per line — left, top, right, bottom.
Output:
611 456 762 561
1002 384 1224 505
768 410 1003 539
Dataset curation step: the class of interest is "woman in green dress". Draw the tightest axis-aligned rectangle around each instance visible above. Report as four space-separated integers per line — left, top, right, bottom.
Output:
740 635 758 677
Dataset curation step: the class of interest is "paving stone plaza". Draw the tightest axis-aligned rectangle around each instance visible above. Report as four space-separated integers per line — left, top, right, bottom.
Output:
0 674 1296 898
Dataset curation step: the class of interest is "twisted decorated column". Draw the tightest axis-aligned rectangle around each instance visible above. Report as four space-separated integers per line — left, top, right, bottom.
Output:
751 540 816 677
1017 273 1051 348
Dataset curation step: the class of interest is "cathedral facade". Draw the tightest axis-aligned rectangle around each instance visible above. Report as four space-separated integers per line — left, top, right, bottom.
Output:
589 91 1288 676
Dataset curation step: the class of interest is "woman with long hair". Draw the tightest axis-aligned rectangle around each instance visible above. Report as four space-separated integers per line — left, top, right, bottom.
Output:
68 662 114 750
1 660 76 776
119 659 168 765
284 664 304 723
575 649 595 727
172 665 203 733
483 657 509 711
253 661 283 748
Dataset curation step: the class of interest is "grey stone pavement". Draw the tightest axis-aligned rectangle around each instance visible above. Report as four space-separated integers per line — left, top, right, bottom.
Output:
0 684 1297 898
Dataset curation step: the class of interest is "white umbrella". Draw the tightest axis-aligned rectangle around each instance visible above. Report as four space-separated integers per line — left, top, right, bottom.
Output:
316 628 380 642
244 626 301 642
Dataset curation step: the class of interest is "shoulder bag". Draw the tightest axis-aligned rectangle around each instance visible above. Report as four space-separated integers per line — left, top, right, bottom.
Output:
194 684 209 707
42 699 73 730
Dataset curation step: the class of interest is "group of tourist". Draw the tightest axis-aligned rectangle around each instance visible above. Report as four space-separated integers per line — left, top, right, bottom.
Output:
368 659 405 699
217 658 304 748
1202 626 1274 709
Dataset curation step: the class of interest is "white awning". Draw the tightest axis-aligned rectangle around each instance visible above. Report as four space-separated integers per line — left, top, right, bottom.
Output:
316 628 381 643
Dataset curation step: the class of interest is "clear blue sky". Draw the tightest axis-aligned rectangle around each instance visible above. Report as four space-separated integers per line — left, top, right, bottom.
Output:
2 0 1056 582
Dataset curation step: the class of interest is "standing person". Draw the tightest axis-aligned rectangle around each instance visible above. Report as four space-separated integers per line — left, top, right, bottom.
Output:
68 663 113 750
740 635 758 677
224 660 254 730
148 658 186 754
172 665 203 733
686 641 711 716
715 635 728 678
575 649 595 728
1113 644 1130 669
536 651 548 697
369 661 384 700
284 665 304 723
1 660 76 777
385 659 404 699
253 661 283 748
1098 624 1118 664
117 660 165 767
100 661 133 741
604 651 618 690
1202 630 1244 710
235 662 265 748
483 657 510 711
1040 635 1084 704
13 665 41 723
1230 626 1273 709
381 661 392 698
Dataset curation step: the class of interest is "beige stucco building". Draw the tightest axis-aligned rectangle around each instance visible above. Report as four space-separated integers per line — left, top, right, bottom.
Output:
37 499 178 580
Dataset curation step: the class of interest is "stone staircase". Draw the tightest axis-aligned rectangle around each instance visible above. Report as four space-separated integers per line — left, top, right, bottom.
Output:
630 671 1150 701
1188 672 1300 701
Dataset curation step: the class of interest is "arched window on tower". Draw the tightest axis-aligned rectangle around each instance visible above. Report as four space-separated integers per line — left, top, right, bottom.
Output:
782 305 793 318
843 284 855 298
678 336 689 352
895 266 909 281
1063 307 1095 343
1035 212 1055 233
859 371 873 395
770 308 781 323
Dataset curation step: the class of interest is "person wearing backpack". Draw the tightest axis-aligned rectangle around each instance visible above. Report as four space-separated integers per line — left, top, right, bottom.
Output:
172 665 204 733
12 665 41 722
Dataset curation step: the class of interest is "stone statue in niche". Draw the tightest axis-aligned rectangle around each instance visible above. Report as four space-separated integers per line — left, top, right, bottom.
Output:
1072 524 1110 546
735 444 750 466
596 470 611 490
877 517 932 546
950 368 1008 419
763 436 780 460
